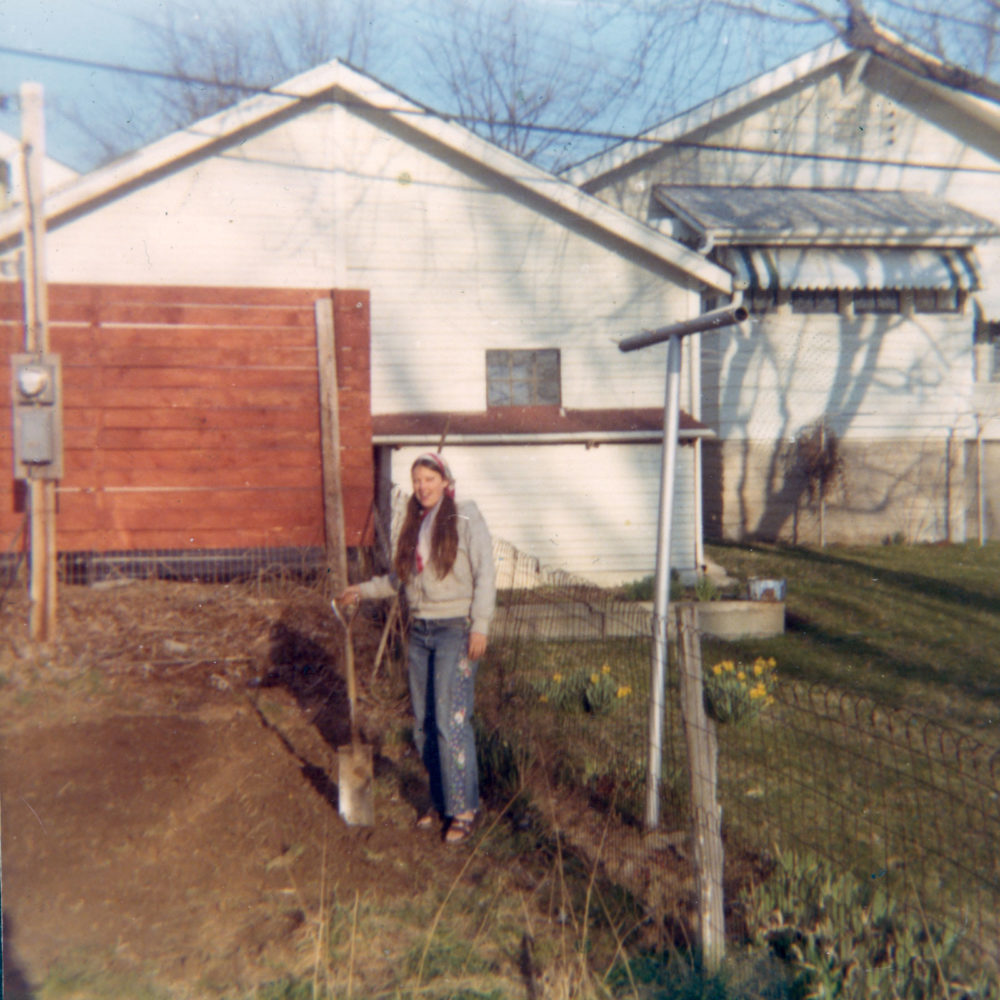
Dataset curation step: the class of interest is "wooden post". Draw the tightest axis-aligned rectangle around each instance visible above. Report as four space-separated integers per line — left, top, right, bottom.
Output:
677 604 725 971
21 82 57 642
315 297 349 593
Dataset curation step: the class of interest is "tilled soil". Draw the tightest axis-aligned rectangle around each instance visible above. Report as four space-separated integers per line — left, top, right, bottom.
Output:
0 579 478 997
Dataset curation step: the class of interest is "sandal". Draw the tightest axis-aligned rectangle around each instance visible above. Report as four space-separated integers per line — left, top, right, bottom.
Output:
445 814 476 845
415 810 437 830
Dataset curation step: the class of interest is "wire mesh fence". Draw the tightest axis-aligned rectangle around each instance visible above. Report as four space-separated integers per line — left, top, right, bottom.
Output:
478 538 1000 980
3 521 998 982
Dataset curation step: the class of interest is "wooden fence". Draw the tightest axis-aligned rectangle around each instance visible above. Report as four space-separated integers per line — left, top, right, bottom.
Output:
1 283 373 559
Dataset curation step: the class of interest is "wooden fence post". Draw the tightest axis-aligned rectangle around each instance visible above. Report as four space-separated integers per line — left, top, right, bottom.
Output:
315 297 348 593
21 82 57 642
677 603 725 971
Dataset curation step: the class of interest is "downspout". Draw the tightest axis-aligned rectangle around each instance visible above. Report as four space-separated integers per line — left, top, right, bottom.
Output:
691 329 705 572
977 415 986 546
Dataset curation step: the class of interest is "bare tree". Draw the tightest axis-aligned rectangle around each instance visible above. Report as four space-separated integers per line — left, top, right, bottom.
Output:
410 0 812 171
60 0 1000 173
410 0 654 169
709 0 1000 99
62 0 387 164
138 0 386 131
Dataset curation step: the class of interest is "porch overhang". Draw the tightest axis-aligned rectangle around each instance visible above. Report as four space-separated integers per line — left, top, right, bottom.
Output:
372 407 714 446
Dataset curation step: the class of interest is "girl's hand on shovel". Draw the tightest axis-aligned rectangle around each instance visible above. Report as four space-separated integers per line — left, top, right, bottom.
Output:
336 586 361 607
332 588 360 628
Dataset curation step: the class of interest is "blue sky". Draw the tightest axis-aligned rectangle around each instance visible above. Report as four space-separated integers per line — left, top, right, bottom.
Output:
0 0 832 174
1 0 168 169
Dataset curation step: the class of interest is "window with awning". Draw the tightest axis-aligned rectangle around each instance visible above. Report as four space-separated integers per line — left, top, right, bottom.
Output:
726 247 979 295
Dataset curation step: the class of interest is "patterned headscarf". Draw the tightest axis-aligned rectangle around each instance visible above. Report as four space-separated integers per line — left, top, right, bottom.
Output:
413 452 455 498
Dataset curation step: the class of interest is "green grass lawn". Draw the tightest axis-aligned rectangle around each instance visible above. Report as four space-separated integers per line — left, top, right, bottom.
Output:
486 543 1000 983
704 540 1000 732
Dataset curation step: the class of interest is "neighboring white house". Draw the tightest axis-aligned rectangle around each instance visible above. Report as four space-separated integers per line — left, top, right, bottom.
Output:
568 38 1000 545
0 60 734 586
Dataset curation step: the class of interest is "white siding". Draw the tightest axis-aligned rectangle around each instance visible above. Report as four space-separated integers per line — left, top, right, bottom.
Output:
703 311 977 442
389 443 697 587
40 103 700 417
13 94 709 581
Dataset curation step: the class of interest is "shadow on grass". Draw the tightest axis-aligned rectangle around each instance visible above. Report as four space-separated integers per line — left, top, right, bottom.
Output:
708 542 1000 712
722 541 1000 619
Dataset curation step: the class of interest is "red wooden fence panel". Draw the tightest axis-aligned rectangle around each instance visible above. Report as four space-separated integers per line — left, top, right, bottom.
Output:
1 283 373 557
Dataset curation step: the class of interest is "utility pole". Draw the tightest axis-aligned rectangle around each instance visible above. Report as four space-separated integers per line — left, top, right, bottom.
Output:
619 298 747 829
19 82 58 642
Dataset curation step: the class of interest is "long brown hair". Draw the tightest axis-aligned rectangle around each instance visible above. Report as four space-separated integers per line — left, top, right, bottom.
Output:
394 459 459 583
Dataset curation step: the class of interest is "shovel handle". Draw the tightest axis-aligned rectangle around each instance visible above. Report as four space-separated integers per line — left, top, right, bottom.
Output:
333 598 359 738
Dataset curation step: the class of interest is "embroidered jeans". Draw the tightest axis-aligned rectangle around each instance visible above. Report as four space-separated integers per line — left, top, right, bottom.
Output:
408 617 479 817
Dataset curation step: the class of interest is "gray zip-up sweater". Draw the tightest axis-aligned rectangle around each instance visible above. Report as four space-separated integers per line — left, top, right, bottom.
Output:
358 499 496 636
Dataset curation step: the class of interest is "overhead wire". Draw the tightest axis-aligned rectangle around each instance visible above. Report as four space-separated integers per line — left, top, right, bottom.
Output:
0 43 662 148
3 40 1000 176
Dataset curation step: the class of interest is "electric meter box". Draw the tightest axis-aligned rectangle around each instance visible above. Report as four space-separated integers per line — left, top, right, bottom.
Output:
11 353 63 479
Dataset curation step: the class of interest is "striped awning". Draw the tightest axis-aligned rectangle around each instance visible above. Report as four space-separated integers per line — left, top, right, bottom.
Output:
726 246 981 292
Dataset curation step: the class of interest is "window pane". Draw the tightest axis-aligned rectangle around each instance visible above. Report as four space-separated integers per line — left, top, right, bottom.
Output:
855 289 900 314
487 379 511 407
791 290 838 314
486 348 560 407
509 352 535 379
536 350 560 383
486 352 510 380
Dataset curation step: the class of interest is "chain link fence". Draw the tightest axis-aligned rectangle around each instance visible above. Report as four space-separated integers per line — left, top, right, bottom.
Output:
2 513 998 982
477 537 1000 980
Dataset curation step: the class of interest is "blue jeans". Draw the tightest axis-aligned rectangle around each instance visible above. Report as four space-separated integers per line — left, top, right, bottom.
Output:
408 617 479 818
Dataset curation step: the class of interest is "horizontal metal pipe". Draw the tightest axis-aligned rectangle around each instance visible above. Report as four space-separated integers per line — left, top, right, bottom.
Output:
619 301 749 353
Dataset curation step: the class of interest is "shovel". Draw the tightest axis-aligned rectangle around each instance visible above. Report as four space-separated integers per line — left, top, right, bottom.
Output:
332 598 375 826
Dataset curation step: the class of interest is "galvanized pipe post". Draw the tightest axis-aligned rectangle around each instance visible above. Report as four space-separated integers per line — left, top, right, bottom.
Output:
619 299 747 829
646 333 682 827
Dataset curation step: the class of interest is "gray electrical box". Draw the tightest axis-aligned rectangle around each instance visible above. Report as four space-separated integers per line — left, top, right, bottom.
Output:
11 353 63 479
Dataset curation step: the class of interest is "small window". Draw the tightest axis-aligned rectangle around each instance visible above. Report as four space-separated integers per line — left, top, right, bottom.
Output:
791 290 839 314
486 349 561 407
979 321 1000 382
854 289 901 314
915 289 961 313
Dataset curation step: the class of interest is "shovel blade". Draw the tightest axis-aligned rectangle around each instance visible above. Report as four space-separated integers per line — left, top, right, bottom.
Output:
337 742 374 826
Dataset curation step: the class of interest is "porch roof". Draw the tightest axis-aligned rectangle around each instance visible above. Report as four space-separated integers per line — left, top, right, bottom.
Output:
652 185 999 247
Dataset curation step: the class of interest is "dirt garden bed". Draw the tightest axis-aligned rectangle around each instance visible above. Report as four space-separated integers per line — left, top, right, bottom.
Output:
0 576 707 999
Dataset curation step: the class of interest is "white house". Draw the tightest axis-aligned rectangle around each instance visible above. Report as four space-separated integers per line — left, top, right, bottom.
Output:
0 60 734 587
568 38 1000 545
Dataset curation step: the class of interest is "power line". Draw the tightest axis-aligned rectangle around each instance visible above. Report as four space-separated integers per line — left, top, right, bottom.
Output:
4 42 1000 178
0 43 658 146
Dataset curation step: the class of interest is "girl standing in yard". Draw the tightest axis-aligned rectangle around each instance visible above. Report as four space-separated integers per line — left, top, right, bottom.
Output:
338 453 495 844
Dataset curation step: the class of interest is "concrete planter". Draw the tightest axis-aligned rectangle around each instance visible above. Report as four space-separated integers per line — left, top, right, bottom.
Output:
685 599 785 641
490 594 786 642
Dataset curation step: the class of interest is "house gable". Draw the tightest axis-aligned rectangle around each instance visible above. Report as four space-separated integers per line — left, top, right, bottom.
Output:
569 37 1000 546
574 41 1000 230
